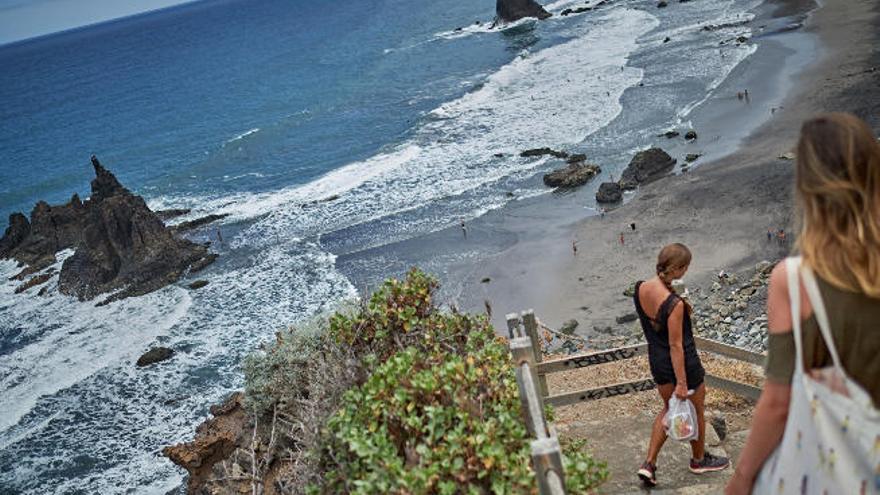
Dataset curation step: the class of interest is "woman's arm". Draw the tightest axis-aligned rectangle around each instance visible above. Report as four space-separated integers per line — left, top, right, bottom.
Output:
667 301 688 399
726 263 799 494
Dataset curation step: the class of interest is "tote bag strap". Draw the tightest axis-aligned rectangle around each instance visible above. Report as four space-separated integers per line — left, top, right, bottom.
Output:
799 264 846 373
784 257 806 372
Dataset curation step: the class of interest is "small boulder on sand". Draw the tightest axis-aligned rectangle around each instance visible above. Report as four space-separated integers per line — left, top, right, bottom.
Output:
596 182 623 203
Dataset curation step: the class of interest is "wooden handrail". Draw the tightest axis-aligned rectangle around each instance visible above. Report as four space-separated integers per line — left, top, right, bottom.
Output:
545 378 657 407
694 336 766 365
537 343 648 376
705 373 762 401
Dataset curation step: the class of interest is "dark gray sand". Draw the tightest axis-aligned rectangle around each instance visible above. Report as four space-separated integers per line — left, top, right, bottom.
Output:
462 0 880 334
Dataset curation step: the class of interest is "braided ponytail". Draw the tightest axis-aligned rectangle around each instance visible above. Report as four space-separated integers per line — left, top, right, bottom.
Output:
656 243 693 312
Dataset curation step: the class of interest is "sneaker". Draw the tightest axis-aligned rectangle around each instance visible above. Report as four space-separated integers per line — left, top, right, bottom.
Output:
637 460 657 486
689 452 730 474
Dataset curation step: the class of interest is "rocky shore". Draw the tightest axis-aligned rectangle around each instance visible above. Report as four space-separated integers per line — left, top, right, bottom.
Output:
0 156 220 305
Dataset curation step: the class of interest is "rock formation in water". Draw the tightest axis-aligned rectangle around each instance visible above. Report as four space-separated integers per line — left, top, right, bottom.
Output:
619 148 677 190
495 0 551 23
543 162 602 188
0 156 218 303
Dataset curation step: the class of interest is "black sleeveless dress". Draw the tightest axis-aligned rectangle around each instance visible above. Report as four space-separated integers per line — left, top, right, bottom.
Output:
633 281 705 390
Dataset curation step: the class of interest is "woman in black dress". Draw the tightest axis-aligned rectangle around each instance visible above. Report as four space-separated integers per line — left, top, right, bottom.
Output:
634 243 729 486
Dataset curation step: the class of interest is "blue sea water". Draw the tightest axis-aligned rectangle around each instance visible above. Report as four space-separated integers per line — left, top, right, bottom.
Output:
0 0 763 492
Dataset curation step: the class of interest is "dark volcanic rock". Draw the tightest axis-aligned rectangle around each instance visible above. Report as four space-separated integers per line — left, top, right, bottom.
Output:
566 153 587 164
619 148 676 190
685 130 698 140
188 280 209 290
521 147 568 159
657 1 668 7
685 153 702 162
137 347 175 367
496 0 551 23
171 214 230 233
0 213 30 258
596 182 623 203
1 156 218 303
15 272 53 294
659 130 680 138
543 163 601 188
11 196 85 265
155 208 191 221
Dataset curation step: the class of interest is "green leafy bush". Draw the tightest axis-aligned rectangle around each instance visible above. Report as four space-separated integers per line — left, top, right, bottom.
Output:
241 268 607 494
317 271 607 494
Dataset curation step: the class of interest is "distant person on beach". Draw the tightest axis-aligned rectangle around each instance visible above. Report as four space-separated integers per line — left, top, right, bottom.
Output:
572 240 578 256
635 243 730 487
460 218 467 238
619 233 625 246
216 228 223 245
767 228 773 242
600 207 607 219
744 89 749 103
726 113 880 495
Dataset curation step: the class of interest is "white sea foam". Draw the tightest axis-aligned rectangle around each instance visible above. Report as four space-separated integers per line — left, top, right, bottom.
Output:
211 9 658 252
0 0 777 491
224 127 260 144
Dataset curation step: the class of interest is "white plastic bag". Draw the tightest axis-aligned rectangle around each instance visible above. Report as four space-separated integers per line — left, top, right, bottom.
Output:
663 396 698 442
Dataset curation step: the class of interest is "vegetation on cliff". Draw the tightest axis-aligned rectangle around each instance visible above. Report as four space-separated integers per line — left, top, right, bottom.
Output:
237 269 607 494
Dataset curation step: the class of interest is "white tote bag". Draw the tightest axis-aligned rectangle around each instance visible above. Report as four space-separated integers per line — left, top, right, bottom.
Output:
753 257 880 494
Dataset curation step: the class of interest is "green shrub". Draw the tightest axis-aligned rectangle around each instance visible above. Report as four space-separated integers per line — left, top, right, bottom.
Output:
241 268 607 494
242 320 326 417
319 301 608 494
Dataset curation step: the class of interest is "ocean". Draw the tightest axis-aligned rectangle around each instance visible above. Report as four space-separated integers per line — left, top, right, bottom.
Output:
0 0 761 492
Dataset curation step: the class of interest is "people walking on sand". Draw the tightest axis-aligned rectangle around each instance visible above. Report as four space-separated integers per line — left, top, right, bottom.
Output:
725 113 880 495
767 228 773 242
744 89 749 103
619 232 625 246
776 228 785 246
635 243 729 487
460 218 467 239
572 239 578 256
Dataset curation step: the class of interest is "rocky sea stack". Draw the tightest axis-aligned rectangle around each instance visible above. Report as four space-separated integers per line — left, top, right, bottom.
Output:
619 148 677 190
0 156 217 304
496 0 551 23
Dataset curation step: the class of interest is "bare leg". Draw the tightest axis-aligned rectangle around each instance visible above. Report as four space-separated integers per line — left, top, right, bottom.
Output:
646 383 674 464
689 383 707 460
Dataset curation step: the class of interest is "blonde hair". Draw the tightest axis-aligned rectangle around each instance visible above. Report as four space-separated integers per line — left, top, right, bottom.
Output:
795 112 880 297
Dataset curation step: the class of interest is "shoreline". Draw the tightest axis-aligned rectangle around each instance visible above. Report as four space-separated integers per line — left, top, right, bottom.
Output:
456 0 879 334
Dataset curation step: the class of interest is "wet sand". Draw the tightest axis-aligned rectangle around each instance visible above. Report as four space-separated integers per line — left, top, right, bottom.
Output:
463 0 880 335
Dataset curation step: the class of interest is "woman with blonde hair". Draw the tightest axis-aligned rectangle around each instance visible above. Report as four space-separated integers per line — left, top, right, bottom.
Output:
634 243 730 487
726 112 880 494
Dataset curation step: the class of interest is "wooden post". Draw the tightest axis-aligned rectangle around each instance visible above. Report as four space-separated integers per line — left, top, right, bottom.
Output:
521 310 549 397
510 337 547 439
506 313 522 339
532 437 567 495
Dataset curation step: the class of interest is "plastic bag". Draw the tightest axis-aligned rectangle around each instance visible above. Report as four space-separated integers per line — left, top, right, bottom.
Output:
663 396 698 442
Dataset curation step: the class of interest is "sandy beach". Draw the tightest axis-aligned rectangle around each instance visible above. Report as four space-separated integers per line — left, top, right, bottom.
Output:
467 0 880 336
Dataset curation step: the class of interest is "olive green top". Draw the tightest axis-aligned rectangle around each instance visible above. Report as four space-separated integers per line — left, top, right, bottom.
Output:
765 275 880 408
